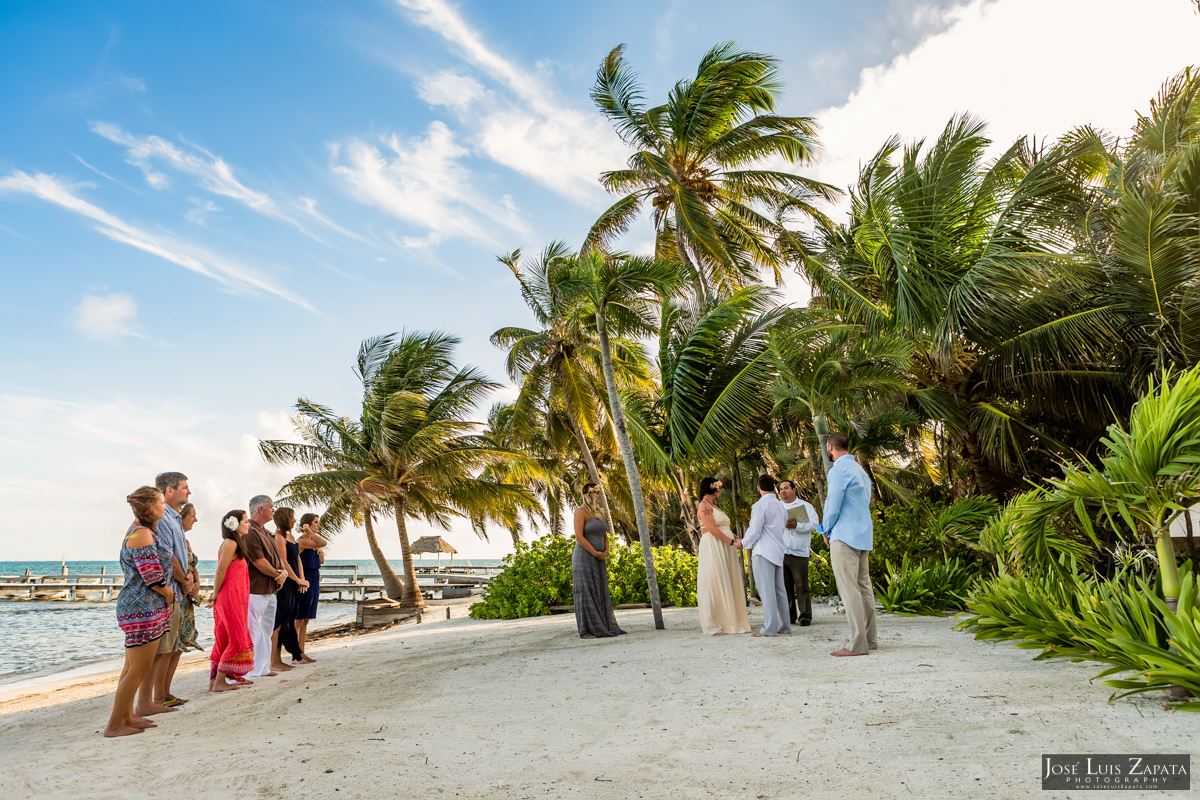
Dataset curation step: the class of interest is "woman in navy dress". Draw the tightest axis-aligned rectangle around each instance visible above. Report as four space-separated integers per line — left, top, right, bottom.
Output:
295 513 326 663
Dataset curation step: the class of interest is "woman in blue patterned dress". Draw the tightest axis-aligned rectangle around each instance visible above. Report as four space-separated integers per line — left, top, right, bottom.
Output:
105 486 177 738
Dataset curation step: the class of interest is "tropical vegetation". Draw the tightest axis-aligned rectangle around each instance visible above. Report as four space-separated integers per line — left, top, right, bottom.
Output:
260 41 1200 691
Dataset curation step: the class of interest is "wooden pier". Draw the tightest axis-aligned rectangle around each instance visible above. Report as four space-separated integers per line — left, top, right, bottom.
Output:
0 564 499 603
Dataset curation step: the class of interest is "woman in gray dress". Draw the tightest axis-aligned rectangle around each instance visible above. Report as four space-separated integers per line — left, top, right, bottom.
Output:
572 483 626 639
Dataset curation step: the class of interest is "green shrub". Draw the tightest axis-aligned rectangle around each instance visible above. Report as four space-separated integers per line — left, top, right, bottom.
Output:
875 556 976 615
468 536 575 619
956 563 1200 709
469 535 698 620
803 501 986 598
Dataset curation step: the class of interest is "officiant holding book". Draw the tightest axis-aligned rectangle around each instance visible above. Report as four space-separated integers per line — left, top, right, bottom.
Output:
779 480 818 627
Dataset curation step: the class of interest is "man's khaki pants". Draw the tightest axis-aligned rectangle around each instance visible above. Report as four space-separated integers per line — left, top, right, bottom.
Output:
831 540 877 654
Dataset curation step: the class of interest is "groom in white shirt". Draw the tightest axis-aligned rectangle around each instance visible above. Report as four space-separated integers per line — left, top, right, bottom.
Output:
739 474 790 637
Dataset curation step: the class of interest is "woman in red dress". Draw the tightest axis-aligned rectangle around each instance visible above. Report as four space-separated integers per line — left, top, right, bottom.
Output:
207 510 254 691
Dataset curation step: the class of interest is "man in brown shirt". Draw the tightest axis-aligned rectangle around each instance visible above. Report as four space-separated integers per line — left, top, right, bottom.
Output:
243 494 286 677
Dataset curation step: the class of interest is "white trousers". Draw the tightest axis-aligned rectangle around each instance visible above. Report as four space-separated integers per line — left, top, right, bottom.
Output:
247 593 278 677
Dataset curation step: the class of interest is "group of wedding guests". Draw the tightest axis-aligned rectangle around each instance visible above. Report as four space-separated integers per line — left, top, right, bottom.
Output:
569 432 877 657
105 472 328 738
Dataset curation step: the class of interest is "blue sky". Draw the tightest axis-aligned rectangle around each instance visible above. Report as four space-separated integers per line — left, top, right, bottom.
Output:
2 0 1197 563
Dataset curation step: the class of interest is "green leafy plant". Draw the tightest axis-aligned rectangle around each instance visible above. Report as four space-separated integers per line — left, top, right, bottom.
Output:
875 556 976 615
469 535 698 620
957 563 1200 709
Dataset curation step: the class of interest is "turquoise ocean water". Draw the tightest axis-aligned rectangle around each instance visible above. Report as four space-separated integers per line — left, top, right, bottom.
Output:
0 559 503 686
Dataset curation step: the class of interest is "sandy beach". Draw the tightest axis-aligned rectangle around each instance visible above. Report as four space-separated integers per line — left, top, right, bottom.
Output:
0 602 1191 799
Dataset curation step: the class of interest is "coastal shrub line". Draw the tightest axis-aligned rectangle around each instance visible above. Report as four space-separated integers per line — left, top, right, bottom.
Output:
469 536 698 620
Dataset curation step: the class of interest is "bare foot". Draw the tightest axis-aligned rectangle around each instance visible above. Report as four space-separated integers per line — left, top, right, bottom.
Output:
582 635 597 640
125 714 157 729
230 677 254 685
209 681 240 693
751 632 769 637
269 662 293 672
299 655 316 663
830 648 868 657
103 725 143 738
135 703 176 716
712 632 727 636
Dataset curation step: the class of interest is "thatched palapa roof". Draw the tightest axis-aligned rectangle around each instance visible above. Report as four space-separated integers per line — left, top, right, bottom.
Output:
410 536 457 555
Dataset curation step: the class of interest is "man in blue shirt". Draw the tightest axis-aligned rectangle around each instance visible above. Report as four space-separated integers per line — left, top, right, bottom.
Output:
147 471 193 712
817 433 877 657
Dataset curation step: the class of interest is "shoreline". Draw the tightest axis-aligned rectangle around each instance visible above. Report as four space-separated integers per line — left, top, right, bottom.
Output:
0 595 475 708
0 603 1190 799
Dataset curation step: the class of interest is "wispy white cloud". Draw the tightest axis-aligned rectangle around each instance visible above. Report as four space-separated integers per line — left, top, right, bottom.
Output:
91 122 363 242
70 153 117 183
416 69 487 109
395 0 627 204
0 171 316 311
330 121 526 245
73 292 145 341
184 197 221 225
93 121 284 212
110 73 146 92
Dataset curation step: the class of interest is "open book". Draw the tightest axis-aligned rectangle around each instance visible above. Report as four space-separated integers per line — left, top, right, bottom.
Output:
787 505 810 524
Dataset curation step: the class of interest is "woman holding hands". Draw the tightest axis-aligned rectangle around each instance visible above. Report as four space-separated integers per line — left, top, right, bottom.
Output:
295 513 326 662
695 477 750 636
105 486 176 737
571 483 625 640
207 511 254 691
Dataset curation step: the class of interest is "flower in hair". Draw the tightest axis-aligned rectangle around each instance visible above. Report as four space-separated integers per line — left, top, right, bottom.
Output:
224 516 239 531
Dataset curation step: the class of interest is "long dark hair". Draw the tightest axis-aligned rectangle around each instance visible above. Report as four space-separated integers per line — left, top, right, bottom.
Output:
220 510 249 560
698 477 721 500
299 512 320 529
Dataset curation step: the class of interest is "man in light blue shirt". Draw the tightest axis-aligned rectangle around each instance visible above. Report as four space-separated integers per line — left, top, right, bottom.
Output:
149 471 193 711
817 433 877 656
740 473 790 637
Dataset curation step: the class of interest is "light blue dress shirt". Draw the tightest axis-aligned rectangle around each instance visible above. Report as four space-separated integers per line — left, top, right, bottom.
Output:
157 504 188 600
818 454 874 551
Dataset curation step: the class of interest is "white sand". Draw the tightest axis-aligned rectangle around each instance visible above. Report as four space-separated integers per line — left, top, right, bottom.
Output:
0 603 1192 799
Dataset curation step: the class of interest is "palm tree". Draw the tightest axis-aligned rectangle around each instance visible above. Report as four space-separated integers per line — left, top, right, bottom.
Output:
587 42 839 293
263 332 538 609
623 286 792 537
481 400 576 542
1086 68 1200 375
565 250 682 630
1018 366 1200 605
770 320 913 476
805 115 1122 497
491 243 651 537
260 395 406 599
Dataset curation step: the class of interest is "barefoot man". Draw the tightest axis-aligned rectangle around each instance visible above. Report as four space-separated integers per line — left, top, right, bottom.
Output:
739 474 790 638
243 495 286 678
818 432 877 657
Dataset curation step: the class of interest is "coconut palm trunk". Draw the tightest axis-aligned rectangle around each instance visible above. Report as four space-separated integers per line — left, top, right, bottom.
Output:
596 307 665 629
813 414 835 476
568 414 617 538
364 511 404 600
394 510 426 610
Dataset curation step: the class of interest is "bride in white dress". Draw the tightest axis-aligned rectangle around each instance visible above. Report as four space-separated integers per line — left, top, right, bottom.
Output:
695 477 751 635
